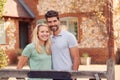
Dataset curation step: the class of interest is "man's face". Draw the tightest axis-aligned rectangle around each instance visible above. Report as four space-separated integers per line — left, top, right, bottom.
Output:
46 17 60 32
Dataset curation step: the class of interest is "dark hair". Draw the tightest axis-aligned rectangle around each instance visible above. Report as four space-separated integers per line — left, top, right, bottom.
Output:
45 10 59 20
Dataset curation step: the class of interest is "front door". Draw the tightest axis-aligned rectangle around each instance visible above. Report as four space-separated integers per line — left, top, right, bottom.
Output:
19 21 29 49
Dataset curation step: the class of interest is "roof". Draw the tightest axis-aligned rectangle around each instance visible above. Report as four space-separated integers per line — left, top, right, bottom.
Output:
3 0 35 19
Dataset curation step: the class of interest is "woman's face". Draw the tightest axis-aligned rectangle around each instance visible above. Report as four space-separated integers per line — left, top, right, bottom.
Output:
38 26 50 42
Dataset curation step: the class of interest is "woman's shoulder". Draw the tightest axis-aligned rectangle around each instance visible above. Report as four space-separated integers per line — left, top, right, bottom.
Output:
25 43 35 49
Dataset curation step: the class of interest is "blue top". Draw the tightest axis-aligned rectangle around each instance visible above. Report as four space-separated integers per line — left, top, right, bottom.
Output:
51 30 78 71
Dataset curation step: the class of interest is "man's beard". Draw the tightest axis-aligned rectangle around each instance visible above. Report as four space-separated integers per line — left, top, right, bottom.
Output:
50 25 59 32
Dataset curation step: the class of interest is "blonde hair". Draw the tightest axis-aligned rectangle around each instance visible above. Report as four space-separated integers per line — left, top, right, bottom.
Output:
32 24 51 54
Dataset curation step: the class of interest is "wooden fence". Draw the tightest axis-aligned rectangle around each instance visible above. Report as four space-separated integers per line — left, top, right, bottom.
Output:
0 59 114 80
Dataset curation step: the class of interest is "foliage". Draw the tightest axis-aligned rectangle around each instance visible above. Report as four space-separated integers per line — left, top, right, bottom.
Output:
0 0 6 18
82 52 89 58
0 49 9 69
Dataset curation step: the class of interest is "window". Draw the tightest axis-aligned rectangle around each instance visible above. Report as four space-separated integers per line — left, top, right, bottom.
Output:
0 20 6 44
60 17 78 39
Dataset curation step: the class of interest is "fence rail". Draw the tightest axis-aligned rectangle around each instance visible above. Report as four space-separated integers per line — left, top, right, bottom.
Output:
0 59 115 80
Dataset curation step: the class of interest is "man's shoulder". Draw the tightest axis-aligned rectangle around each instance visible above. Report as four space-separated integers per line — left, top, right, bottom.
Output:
62 30 74 36
62 30 70 34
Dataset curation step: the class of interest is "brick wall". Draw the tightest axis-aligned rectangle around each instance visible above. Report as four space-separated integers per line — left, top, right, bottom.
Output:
79 48 109 64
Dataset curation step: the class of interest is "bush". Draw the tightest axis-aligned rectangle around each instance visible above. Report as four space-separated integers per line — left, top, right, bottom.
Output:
0 49 9 68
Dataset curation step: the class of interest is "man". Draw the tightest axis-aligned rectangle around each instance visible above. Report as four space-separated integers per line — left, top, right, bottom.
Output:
45 10 80 72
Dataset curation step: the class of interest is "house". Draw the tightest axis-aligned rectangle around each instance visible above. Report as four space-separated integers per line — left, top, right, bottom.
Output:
0 0 119 64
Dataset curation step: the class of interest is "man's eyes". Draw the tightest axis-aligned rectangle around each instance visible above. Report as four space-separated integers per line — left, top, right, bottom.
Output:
53 20 57 22
48 20 57 23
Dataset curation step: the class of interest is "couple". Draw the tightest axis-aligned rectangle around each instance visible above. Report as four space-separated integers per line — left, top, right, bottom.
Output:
17 10 80 80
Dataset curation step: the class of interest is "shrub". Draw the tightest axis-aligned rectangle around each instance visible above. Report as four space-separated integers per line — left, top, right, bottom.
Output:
0 49 9 68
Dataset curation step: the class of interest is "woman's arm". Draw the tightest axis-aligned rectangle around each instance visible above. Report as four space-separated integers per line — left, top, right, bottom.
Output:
17 56 28 69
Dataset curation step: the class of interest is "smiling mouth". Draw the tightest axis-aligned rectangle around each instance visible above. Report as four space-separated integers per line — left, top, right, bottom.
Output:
50 26 56 30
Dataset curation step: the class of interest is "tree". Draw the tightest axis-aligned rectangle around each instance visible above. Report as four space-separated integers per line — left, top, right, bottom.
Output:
0 0 6 18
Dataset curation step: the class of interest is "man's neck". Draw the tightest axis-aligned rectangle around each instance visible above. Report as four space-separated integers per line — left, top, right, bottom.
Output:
53 28 61 36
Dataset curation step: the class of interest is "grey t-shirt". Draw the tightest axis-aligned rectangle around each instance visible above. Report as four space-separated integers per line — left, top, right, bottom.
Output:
51 30 78 71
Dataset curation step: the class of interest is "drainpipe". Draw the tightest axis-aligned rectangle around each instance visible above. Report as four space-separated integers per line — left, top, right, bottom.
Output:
18 0 35 18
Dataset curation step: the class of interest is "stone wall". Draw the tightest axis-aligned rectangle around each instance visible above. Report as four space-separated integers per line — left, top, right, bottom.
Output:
0 19 17 50
0 19 19 64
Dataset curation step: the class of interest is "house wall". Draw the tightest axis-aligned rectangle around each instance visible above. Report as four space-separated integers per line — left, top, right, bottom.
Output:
24 0 112 64
0 18 19 64
0 17 33 64
0 0 117 64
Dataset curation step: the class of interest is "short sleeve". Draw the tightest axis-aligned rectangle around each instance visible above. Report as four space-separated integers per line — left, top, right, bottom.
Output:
22 44 32 58
67 33 78 48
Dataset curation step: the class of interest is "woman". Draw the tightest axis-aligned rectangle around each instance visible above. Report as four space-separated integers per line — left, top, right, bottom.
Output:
17 24 51 80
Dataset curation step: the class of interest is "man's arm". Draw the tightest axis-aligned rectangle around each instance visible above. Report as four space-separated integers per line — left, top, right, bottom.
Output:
70 46 80 70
